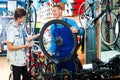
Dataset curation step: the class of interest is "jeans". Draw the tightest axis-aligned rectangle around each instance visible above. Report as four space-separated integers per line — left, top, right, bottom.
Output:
12 65 29 80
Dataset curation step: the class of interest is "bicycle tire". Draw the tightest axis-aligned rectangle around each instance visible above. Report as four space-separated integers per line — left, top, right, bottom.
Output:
73 59 83 73
39 20 77 62
114 14 120 50
45 61 57 80
9 72 13 80
78 1 93 29
101 11 119 45
24 5 37 36
29 62 45 80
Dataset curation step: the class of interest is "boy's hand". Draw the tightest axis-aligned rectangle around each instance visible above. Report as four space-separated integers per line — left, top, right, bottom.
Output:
25 41 34 49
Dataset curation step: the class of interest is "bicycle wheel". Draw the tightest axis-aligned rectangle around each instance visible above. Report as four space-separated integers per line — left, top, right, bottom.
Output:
24 5 37 36
78 2 93 29
101 12 119 45
45 61 57 80
9 72 13 80
114 14 120 51
29 62 45 80
39 20 77 62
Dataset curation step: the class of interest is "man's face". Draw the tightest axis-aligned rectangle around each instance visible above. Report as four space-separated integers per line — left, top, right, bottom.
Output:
52 7 62 18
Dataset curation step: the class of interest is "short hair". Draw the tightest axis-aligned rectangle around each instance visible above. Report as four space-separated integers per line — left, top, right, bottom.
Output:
52 5 62 10
14 8 26 20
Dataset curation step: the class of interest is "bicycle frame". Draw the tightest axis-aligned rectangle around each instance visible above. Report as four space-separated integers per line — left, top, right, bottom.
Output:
26 44 46 69
92 0 112 24
26 43 47 79
81 0 111 27
25 0 33 11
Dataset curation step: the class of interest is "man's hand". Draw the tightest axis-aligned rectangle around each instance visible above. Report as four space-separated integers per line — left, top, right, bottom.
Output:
48 52 53 56
34 33 40 38
26 33 40 42
70 27 79 33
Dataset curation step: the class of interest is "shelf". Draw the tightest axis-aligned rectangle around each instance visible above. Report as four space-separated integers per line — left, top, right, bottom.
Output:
1 16 14 18
0 1 7 4
0 1 7 12
18 1 25 7
0 52 7 56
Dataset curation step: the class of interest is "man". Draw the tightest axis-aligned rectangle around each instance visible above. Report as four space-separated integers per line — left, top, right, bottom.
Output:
6 8 39 80
49 5 84 73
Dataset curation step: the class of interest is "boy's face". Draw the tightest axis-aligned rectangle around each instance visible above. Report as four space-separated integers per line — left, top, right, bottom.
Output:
52 7 62 18
19 16 26 23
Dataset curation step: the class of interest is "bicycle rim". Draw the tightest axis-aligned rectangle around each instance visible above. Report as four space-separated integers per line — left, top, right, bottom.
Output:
78 2 93 29
114 14 120 51
29 62 45 80
45 61 57 79
39 20 77 62
101 12 119 45
24 5 37 36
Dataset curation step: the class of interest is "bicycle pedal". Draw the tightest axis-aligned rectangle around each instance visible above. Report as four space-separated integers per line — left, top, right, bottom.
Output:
35 73 39 76
64 75 69 80
30 77 34 80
